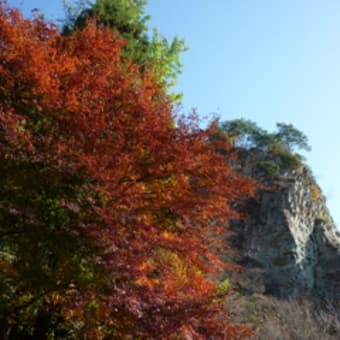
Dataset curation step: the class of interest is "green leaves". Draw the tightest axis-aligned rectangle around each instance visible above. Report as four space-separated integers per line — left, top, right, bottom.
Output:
220 119 311 154
276 122 311 153
219 119 311 176
63 0 187 101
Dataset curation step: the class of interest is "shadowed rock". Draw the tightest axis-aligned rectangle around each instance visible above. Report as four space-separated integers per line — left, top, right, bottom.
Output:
226 149 340 300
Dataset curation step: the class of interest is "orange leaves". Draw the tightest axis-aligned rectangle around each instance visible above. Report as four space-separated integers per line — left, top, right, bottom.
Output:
0 3 256 338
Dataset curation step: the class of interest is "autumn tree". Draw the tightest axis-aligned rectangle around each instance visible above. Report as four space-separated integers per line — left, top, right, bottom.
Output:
0 3 254 338
63 0 187 101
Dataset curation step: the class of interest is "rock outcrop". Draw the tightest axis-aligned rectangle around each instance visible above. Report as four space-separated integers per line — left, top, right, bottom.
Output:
227 149 340 299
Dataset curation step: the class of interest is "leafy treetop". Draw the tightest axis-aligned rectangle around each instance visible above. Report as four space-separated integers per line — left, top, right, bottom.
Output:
219 119 311 174
220 119 311 153
63 0 187 102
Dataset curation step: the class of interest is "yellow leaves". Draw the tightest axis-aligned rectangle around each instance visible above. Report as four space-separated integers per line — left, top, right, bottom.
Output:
62 307 83 322
217 278 232 296
156 249 195 293
136 258 155 272
161 231 178 241
136 275 160 289
65 88 80 112
50 291 64 305
136 259 160 288
135 249 201 295
310 185 321 201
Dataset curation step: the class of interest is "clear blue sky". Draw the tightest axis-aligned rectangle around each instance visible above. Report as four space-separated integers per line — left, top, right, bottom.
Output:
8 1 340 228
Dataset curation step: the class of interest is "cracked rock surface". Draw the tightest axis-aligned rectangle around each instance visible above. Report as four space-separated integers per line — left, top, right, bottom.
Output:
227 150 340 299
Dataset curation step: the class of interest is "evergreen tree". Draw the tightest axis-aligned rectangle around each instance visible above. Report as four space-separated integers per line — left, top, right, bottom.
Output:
63 0 187 101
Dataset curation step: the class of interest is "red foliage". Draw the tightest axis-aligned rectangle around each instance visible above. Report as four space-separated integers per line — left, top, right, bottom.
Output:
0 3 255 338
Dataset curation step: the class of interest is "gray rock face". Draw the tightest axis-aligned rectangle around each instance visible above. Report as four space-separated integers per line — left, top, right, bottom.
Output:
228 150 340 299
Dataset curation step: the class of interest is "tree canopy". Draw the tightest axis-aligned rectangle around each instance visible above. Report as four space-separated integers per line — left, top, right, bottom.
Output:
220 119 311 154
219 119 311 174
63 0 187 102
0 3 255 338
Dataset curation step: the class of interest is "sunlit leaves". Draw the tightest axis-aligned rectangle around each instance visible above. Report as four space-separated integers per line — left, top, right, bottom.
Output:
0 2 255 338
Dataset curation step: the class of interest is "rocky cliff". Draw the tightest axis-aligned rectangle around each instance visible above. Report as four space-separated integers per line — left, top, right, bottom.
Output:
227 149 340 300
